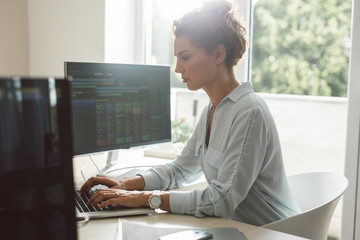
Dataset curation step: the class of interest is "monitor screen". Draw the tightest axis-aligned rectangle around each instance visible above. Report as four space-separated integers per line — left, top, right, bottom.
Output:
64 62 171 156
0 78 77 240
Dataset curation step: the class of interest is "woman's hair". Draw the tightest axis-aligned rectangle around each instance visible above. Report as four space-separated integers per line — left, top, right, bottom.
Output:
172 0 247 69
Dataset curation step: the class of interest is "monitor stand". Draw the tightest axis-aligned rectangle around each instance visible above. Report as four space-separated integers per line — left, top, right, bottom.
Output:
99 150 120 174
106 150 119 168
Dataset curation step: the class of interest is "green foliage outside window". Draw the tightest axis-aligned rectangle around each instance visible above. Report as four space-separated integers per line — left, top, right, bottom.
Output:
251 0 352 97
171 119 193 144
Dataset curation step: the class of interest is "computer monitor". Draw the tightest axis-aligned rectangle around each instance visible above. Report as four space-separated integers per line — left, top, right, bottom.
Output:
64 62 171 168
0 77 77 240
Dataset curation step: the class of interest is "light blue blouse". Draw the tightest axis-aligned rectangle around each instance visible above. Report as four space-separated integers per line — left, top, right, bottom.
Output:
140 81 301 226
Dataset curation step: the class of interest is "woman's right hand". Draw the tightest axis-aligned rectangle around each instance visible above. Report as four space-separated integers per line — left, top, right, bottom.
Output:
79 175 145 193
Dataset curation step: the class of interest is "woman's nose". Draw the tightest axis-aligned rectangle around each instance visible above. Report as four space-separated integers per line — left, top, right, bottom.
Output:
175 61 183 73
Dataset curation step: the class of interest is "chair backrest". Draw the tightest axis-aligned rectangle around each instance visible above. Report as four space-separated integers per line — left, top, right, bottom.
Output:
262 172 348 240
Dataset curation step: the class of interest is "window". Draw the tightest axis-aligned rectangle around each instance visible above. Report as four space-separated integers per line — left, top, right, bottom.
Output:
251 0 351 97
150 0 206 143
250 0 352 238
150 0 203 87
104 0 359 238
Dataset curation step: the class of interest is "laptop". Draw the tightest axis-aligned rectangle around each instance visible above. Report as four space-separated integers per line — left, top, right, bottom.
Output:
0 78 77 239
74 185 155 220
74 166 154 220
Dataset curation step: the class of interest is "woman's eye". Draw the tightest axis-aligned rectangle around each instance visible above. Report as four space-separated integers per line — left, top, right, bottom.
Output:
182 56 190 61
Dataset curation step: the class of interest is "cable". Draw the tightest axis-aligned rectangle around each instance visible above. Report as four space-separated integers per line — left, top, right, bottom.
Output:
103 165 154 175
76 216 90 225
89 154 104 176
80 154 155 178
80 161 89 182
80 154 104 181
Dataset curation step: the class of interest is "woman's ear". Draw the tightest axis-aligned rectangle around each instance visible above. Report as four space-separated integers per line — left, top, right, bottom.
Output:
214 44 226 64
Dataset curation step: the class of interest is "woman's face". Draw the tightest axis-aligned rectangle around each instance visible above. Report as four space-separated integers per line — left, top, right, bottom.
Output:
174 36 218 91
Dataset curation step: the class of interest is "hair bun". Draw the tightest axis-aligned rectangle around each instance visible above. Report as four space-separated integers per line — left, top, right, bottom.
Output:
202 0 232 16
172 0 247 67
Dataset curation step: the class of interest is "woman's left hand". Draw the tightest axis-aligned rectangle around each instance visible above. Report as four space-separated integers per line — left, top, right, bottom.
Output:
87 188 150 208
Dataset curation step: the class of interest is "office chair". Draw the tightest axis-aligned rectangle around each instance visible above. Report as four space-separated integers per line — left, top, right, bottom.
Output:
262 172 348 240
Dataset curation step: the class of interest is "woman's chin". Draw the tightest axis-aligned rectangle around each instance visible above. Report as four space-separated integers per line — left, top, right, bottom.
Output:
186 83 201 91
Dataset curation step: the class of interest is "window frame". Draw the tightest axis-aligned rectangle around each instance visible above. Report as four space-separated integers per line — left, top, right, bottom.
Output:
342 0 360 239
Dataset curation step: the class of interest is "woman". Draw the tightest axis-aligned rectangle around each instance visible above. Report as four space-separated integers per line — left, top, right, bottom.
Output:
80 0 300 226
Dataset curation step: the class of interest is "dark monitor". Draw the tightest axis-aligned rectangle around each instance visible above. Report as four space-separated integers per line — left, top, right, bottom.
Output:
0 78 77 239
64 62 171 166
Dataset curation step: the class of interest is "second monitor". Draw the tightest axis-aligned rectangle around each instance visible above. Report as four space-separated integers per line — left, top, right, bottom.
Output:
65 62 171 167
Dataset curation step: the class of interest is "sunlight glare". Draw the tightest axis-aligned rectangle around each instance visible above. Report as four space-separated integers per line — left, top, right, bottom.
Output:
156 0 204 20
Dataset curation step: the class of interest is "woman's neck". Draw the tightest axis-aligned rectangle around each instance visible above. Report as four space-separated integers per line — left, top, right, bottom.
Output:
204 71 239 108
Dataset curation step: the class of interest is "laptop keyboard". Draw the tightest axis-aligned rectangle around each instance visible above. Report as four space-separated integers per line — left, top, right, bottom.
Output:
75 189 115 213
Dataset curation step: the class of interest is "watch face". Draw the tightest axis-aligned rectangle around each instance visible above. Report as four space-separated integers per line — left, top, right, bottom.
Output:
150 195 162 208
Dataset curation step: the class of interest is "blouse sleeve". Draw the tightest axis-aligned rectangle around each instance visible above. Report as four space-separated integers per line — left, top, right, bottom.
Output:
140 109 207 191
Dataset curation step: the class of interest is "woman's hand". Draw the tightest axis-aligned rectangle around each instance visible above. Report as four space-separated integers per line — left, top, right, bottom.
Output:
87 189 151 208
79 175 145 194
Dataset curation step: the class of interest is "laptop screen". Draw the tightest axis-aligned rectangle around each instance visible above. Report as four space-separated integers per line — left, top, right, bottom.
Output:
0 78 77 240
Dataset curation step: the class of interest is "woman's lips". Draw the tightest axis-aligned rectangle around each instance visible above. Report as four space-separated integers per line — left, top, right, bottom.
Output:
183 78 189 83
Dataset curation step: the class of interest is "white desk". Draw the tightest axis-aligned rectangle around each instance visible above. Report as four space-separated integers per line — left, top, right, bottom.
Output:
73 149 307 240
77 211 308 240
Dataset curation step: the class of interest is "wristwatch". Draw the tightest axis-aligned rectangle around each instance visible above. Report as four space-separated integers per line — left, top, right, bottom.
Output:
148 190 163 209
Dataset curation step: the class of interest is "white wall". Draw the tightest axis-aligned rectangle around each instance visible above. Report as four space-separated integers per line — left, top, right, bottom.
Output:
27 0 105 77
105 0 135 64
105 0 149 64
0 0 29 76
1 0 146 78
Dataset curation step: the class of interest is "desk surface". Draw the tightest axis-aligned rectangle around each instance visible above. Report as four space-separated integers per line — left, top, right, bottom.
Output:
73 149 307 240
77 212 307 240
